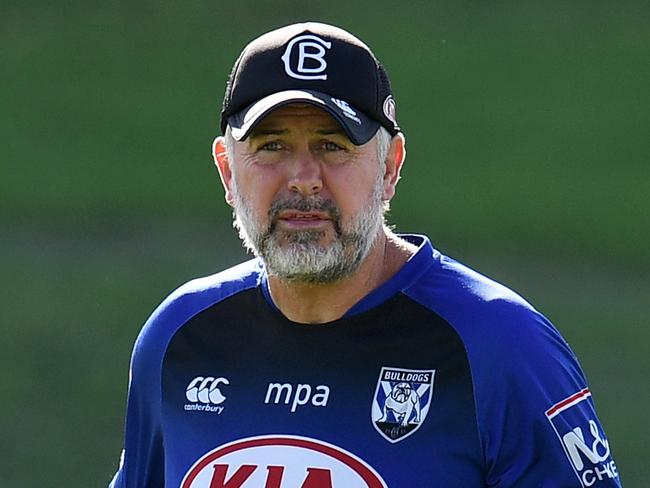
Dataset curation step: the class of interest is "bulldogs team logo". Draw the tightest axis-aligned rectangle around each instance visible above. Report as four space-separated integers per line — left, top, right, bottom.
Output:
371 367 435 443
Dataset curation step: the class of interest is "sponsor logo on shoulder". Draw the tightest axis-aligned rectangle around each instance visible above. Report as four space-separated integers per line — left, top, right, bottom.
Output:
184 376 229 414
371 366 435 443
181 435 387 488
546 388 619 486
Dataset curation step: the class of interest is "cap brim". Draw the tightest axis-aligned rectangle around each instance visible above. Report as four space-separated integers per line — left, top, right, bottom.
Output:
227 90 380 146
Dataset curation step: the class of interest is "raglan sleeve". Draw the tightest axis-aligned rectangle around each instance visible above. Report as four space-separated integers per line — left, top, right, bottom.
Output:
108 310 168 487
474 301 622 487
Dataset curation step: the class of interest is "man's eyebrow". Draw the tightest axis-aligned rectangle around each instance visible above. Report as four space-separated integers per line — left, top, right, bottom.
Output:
313 127 347 136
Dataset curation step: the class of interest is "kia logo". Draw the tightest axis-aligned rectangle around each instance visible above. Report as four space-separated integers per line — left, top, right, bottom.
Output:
181 435 387 487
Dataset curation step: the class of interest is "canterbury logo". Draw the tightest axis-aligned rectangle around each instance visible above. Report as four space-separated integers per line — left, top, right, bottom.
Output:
281 34 332 80
331 98 361 124
186 376 229 405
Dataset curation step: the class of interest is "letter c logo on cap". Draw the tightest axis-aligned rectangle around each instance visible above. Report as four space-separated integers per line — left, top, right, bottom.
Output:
281 34 332 80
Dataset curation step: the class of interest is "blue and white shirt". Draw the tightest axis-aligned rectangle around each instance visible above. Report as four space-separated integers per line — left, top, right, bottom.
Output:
110 235 621 487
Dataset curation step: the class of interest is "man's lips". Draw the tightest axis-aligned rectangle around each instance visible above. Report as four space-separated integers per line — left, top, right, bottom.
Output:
278 210 331 221
275 210 333 229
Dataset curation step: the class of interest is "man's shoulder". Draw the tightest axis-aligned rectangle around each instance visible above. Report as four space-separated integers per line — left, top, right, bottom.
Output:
406 252 535 318
393 236 537 331
403 251 562 351
168 258 263 305
404 249 579 389
134 259 263 352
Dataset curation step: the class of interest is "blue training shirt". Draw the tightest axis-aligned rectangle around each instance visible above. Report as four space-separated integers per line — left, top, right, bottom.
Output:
109 235 621 487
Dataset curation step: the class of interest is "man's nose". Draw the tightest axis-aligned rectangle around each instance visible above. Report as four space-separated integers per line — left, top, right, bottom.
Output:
287 150 323 196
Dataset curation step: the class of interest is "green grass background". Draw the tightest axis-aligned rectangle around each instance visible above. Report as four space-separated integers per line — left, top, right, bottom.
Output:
1 1 648 486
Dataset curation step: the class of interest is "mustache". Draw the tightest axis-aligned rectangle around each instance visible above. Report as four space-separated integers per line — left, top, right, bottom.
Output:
268 196 342 235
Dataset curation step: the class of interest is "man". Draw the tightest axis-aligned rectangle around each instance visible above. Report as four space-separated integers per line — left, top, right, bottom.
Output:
110 22 622 487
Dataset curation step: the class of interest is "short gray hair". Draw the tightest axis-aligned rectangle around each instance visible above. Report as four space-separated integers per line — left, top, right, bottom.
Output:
375 126 392 167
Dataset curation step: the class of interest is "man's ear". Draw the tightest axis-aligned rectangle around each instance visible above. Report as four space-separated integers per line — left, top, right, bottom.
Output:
212 136 235 206
382 133 406 201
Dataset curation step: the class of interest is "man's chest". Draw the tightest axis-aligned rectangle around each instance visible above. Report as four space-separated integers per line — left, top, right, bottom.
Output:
159 293 485 487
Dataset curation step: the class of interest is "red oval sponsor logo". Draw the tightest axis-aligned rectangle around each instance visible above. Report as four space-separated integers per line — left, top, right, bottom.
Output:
181 435 387 488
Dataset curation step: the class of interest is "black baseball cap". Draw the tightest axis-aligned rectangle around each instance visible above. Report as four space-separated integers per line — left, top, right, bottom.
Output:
220 22 399 145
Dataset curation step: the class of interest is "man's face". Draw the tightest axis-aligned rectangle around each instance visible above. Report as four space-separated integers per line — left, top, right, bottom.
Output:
225 104 388 283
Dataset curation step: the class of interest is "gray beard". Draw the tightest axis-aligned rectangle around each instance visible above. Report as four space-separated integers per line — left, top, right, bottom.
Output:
231 175 385 284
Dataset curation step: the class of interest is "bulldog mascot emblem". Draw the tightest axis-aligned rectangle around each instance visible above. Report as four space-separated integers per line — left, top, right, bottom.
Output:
371 367 435 443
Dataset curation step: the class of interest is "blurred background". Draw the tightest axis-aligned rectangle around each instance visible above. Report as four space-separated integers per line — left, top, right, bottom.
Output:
2 0 648 486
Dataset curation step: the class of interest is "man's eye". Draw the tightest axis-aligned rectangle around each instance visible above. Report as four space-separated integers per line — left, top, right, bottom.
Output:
323 141 343 151
260 141 282 151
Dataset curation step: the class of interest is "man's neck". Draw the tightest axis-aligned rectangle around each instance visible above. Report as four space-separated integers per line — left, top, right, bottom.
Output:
266 231 418 324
